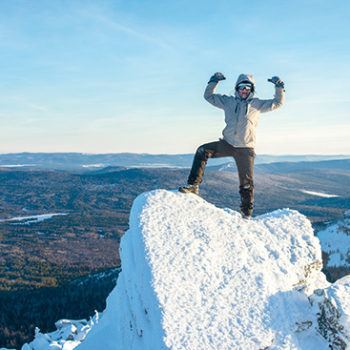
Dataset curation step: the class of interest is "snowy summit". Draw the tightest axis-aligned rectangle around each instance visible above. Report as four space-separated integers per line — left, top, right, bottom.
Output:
76 190 350 350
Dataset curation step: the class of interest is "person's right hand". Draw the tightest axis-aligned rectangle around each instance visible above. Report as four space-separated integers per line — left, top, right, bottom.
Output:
208 72 226 84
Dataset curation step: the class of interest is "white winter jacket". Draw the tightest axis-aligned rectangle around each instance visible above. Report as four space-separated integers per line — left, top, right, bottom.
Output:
204 74 285 148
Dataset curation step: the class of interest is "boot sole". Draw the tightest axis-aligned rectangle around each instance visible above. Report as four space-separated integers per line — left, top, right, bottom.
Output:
178 188 199 195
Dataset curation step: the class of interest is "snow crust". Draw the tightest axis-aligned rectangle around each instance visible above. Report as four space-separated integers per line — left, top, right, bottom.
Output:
77 190 349 350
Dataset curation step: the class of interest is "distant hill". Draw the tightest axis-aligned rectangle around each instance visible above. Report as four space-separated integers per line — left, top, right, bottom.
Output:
0 152 349 171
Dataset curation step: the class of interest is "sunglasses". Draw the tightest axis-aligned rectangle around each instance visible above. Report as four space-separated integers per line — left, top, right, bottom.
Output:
237 84 252 91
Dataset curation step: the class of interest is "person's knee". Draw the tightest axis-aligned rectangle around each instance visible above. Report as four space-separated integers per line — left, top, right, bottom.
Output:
196 145 205 155
196 145 211 160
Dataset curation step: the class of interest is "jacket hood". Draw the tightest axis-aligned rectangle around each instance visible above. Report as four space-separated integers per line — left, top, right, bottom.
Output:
235 74 255 87
235 74 255 99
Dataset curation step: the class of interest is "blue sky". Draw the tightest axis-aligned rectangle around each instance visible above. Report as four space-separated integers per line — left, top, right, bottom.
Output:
0 0 349 154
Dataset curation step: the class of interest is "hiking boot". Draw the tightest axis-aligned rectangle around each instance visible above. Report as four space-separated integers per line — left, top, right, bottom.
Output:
239 184 253 220
179 184 199 195
240 206 253 220
241 212 252 220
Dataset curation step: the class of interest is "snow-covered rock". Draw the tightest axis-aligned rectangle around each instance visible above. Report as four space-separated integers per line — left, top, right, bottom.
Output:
77 190 349 350
20 315 98 350
17 190 350 350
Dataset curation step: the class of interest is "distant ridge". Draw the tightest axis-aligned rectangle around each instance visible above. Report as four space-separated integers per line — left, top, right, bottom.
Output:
211 158 350 173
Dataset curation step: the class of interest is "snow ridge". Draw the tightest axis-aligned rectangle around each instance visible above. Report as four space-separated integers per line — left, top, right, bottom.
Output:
77 190 349 350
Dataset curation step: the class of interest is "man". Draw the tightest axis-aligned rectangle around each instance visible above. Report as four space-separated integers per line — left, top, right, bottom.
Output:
179 72 285 219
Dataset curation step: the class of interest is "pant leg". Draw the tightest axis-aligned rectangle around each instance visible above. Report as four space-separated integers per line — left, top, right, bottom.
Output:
187 140 233 185
232 148 255 214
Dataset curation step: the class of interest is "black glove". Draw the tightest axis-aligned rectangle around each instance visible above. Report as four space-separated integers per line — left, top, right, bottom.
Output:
208 72 226 84
268 76 285 88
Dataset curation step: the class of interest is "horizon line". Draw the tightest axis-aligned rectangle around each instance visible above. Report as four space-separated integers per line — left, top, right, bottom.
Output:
0 151 350 157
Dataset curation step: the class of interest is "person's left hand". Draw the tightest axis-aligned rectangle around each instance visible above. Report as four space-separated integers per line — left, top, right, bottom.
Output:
268 76 284 88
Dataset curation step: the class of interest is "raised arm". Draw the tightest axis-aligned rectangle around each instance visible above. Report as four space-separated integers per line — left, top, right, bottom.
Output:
256 76 285 113
203 72 229 110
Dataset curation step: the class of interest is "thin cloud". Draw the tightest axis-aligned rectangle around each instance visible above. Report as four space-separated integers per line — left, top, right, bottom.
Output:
28 103 47 111
90 13 175 52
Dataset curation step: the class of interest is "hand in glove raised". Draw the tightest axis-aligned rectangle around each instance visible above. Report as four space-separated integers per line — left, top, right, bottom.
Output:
268 76 285 88
208 72 226 84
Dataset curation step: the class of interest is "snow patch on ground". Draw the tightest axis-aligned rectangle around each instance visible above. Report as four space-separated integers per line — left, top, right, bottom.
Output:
81 164 105 168
300 190 339 198
0 164 38 167
0 213 68 225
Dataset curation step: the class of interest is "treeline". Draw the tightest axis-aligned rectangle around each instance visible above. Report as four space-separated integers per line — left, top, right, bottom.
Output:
0 268 120 350
323 266 350 283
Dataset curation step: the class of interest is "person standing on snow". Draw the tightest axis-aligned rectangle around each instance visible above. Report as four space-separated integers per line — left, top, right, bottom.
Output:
179 72 285 219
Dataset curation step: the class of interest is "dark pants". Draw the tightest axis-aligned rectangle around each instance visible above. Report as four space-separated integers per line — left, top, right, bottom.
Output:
187 139 255 215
